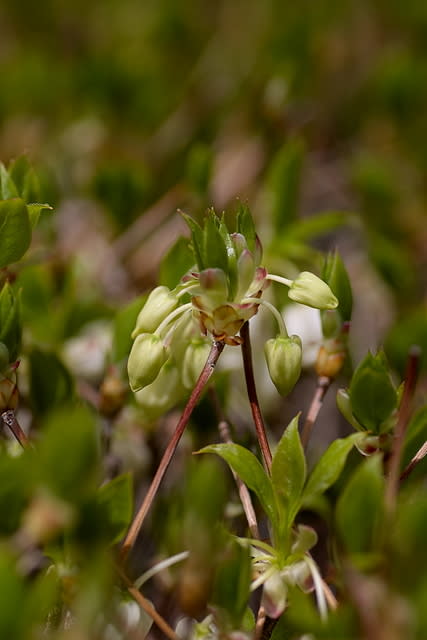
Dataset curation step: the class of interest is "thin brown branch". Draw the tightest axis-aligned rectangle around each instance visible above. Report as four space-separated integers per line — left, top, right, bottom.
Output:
385 346 420 511
240 322 272 473
400 440 427 483
120 340 225 563
301 376 331 448
217 418 260 539
1 410 30 449
116 563 180 640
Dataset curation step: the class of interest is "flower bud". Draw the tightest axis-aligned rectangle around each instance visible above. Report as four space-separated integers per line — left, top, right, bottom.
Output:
288 272 338 310
315 335 347 379
135 359 185 419
264 335 302 397
131 286 179 338
261 571 287 619
127 334 167 392
181 339 212 390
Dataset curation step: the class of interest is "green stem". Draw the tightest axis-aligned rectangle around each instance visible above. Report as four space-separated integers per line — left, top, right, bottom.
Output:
240 322 272 473
266 273 293 287
120 340 225 563
241 297 288 337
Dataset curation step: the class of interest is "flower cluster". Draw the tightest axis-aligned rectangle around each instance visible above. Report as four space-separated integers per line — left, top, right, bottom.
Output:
127 207 339 410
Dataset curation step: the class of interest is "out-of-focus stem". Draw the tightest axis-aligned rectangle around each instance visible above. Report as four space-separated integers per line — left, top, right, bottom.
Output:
400 440 427 483
1 410 30 449
120 340 224 563
240 322 272 473
116 563 180 640
385 346 420 511
301 376 331 448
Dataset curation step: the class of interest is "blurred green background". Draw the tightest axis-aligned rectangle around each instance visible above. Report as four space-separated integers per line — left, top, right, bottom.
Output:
1 0 427 370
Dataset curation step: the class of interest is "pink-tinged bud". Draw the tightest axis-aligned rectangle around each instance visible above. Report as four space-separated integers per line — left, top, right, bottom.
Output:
127 334 167 392
132 286 179 338
198 268 229 307
264 335 302 397
288 272 338 310
181 339 212 389
235 249 256 300
230 232 248 258
0 367 18 411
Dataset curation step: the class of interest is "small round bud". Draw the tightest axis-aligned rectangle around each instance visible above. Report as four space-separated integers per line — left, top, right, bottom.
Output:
288 272 338 310
264 335 302 397
127 333 167 392
131 286 179 338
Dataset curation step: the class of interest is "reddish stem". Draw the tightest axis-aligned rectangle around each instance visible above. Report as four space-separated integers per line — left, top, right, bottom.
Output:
301 376 331 448
385 346 420 511
1 410 30 449
240 322 272 473
120 340 225 563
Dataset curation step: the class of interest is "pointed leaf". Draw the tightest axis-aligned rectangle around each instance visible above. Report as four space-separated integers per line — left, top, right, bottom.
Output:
236 203 256 253
0 164 18 200
181 213 204 270
96 473 133 545
198 443 277 526
203 212 228 272
302 433 365 504
0 199 31 268
0 283 21 361
335 455 384 553
349 351 397 433
271 415 306 524
26 203 53 229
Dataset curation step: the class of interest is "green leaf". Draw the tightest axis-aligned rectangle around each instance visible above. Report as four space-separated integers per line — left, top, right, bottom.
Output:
28 348 74 417
211 537 252 628
236 203 256 253
181 213 204 270
0 283 21 361
38 405 100 502
271 415 306 525
0 553 26 638
267 137 305 232
335 455 384 553
26 203 52 229
159 236 195 288
203 211 228 273
0 164 18 200
321 249 353 323
8 156 40 202
0 199 31 268
198 443 277 526
349 351 398 434
302 433 365 504
96 473 133 545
